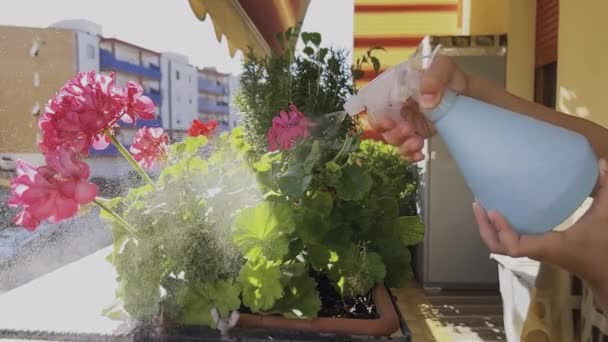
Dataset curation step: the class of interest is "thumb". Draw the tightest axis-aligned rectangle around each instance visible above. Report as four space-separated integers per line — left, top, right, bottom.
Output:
419 74 443 110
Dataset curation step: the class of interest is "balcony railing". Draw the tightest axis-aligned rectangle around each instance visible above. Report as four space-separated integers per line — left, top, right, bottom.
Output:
198 97 229 114
88 143 127 157
197 77 228 95
100 49 161 80
144 91 162 106
117 117 163 129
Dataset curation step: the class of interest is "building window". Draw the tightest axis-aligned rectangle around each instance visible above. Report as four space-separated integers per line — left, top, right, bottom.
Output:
177 96 181 103
176 71 180 80
189 98 192 104
86 44 96 59
188 75 192 83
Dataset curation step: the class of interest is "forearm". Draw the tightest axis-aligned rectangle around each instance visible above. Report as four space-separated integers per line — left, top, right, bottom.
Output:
519 226 596 283
465 75 608 161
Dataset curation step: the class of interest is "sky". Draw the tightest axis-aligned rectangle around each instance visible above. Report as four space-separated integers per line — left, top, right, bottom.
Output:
0 0 354 75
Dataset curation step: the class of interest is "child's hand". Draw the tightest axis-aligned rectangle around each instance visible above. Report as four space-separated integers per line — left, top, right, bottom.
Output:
369 55 469 162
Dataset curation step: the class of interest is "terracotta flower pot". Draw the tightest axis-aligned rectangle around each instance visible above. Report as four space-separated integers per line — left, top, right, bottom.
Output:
237 285 400 337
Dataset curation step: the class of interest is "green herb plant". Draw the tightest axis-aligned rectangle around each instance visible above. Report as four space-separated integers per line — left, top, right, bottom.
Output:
101 27 424 328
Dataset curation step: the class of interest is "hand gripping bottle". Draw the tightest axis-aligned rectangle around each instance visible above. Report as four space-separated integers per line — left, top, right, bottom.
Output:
344 40 598 235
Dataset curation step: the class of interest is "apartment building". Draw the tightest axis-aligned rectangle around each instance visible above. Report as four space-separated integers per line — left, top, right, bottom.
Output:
0 20 239 178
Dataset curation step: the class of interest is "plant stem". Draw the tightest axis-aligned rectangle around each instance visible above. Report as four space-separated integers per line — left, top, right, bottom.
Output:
332 135 353 164
105 129 155 187
93 197 140 238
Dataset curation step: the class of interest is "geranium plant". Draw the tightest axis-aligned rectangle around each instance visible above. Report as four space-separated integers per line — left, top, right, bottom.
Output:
8 28 424 335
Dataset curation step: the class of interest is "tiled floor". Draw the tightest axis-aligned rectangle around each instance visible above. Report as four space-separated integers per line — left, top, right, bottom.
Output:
392 281 506 341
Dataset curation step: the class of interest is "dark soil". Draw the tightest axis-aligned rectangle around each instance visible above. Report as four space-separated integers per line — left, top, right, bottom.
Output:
314 271 378 319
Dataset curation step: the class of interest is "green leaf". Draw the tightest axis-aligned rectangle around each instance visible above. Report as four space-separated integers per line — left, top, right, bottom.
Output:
308 244 331 271
239 257 283 312
301 32 311 44
285 27 294 41
285 238 304 261
379 242 413 288
277 165 312 198
273 274 321 318
294 208 329 244
102 303 128 321
175 280 241 327
303 46 315 56
230 127 252 154
184 136 208 153
304 192 333 218
370 56 381 74
399 216 425 246
98 197 123 222
309 32 321 46
253 154 273 172
318 48 329 61
187 157 208 174
378 197 400 220
280 261 307 285
333 164 372 201
328 245 386 297
233 201 295 261
125 184 154 202
302 140 321 172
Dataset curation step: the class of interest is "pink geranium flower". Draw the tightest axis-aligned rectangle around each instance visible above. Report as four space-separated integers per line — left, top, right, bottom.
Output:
123 81 156 123
8 149 98 230
39 71 155 155
266 104 314 151
129 127 169 170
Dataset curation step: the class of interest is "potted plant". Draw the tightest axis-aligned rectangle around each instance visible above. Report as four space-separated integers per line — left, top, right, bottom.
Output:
7 28 422 340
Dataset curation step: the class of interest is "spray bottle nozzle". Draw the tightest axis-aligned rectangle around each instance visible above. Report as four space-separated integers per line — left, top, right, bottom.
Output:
343 37 442 123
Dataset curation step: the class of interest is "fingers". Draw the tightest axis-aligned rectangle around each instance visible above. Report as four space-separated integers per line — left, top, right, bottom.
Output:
473 202 505 254
589 158 608 220
420 55 453 109
397 134 424 155
487 210 522 257
369 117 395 133
381 121 413 146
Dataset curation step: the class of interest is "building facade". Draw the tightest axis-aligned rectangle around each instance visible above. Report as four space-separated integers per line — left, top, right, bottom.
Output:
197 67 231 133
0 20 239 178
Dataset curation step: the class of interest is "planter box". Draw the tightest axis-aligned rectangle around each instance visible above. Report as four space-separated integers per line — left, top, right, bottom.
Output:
154 285 411 341
491 254 540 342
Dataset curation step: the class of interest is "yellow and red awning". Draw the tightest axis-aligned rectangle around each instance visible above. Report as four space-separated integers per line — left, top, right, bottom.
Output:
188 0 310 57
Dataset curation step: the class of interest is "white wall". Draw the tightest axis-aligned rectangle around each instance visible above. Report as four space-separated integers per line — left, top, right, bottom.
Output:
113 43 139 65
75 31 100 73
113 72 132 87
228 74 241 129
160 53 197 131
141 51 159 69
160 56 170 129
100 40 112 52
141 79 160 93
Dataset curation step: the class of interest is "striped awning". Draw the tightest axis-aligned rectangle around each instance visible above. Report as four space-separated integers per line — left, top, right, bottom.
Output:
188 0 310 57
354 0 462 86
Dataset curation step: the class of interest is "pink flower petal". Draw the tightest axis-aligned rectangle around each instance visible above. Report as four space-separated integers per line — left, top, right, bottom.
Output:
14 210 40 231
73 181 98 204
92 134 110 150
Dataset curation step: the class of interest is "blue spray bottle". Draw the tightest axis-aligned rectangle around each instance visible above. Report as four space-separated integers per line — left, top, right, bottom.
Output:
344 41 598 235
